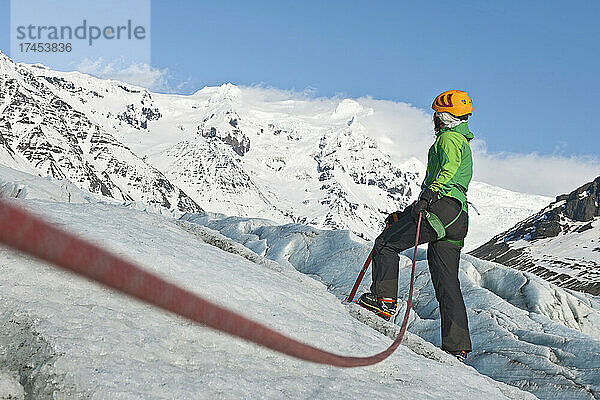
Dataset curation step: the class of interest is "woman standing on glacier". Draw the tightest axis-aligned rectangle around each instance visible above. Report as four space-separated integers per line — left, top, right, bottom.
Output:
358 90 474 362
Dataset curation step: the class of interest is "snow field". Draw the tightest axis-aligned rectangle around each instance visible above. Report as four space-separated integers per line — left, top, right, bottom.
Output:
465 181 551 251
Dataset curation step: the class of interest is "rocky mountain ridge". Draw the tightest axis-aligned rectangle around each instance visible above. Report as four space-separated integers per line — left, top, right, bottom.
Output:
0 52 202 215
471 177 600 294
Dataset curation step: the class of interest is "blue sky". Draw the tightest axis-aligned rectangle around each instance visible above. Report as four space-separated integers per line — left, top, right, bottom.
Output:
1 0 598 163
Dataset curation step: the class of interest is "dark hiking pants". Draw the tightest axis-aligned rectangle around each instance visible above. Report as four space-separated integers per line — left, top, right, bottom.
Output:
370 197 472 352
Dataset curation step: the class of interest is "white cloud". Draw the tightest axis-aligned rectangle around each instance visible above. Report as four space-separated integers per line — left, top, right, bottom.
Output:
355 96 433 162
472 142 600 196
76 58 170 92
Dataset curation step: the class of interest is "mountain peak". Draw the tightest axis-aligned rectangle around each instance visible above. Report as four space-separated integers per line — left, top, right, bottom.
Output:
331 98 371 120
556 176 600 222
332 99 363 117
211 83 242 102
0 51 16 75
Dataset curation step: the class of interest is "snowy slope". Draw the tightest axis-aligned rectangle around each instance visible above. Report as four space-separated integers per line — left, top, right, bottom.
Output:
471 176 600 295
465 181 551 251
0 163 97 203
0 198 535 399
185 212 600 400
0 52 547 244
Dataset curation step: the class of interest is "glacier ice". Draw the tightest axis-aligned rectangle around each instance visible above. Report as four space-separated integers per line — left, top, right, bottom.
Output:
0 198 536 399
185 212 600 400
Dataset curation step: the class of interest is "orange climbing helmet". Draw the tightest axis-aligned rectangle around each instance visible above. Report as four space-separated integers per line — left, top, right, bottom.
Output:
432 90 473 117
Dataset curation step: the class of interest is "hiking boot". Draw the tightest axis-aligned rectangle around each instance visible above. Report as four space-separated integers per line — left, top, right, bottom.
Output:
357 293 397 321
446 350 469 362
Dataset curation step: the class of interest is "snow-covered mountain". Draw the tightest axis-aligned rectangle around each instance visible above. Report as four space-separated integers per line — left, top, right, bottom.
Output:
0 52 202 215
471 176 600 295
0 52 548 244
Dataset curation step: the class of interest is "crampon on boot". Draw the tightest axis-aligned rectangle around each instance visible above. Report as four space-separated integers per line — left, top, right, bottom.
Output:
446 350 469 363
357 293 397 321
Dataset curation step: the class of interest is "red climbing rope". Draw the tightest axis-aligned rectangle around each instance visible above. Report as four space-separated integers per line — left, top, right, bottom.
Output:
0 199 423 368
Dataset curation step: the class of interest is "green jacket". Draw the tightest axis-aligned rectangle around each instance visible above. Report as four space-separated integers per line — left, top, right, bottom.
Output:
422 122 473 212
